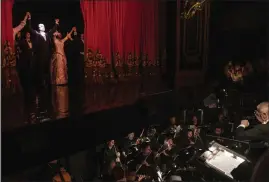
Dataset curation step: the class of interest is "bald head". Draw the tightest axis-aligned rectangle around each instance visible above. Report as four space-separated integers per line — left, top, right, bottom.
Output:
256 102 269 123
257 102 269 113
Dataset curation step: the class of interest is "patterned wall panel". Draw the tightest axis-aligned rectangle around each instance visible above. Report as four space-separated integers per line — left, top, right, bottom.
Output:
178 0 210 71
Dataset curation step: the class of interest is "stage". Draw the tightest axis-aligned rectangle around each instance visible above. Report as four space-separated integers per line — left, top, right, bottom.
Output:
2 77 170 132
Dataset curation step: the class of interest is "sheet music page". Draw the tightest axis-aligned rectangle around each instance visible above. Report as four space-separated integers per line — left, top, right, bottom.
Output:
205 150 245 178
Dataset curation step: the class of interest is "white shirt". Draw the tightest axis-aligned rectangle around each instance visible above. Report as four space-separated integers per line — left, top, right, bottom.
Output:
40 32 46 41
263 120 269 125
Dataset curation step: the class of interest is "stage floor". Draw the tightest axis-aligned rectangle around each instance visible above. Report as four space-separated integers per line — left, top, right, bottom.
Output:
2 78 169 132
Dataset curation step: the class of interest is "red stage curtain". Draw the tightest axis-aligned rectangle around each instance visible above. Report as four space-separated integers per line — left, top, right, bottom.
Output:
81 0 159 78
1 0 14 49
80 0 112 63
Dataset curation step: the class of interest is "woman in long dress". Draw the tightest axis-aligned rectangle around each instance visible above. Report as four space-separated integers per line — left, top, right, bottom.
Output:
50 28 75 85
2 40 22 95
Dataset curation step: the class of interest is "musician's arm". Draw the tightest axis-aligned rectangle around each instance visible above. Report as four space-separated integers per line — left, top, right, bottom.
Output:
62 29 74 43
26 18 38 36
142 161 150 166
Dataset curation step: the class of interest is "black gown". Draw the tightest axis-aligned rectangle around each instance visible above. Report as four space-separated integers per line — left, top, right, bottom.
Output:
67 34 84 84
18 39 35 88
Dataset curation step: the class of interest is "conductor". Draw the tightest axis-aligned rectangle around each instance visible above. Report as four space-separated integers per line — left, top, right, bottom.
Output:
236 101 269 141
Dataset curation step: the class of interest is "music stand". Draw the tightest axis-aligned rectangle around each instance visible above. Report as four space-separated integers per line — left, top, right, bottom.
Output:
199 141 250 180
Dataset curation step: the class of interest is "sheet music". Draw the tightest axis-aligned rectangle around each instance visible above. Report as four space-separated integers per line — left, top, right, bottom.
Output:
205 150 245 179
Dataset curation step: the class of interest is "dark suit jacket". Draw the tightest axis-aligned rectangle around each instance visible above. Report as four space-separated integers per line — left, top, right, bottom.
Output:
236 122 269 141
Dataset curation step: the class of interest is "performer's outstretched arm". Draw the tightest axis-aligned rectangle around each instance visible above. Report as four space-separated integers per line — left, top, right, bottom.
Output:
48 19 59 37
13 12 29 37
26 13 38 35
62 27 76 43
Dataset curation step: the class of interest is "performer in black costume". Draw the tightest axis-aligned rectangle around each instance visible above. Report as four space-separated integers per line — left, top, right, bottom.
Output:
26 13 59 88
18 32 35 89
65 28 84 84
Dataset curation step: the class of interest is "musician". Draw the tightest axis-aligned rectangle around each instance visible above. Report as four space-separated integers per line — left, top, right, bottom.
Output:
186 129 196 145
214 112 230 137
103 140 118 164
169 116 178 130
146 126 159 150
135 144 153 165
180 129 203 149
192 115 199 126
188 116 206 149
122 132 136 157
163 138 175 155
236 101 269 141
163 116 181 139
102 140 121 179
190 115 200 133
158 137 176 172
133 144 156 178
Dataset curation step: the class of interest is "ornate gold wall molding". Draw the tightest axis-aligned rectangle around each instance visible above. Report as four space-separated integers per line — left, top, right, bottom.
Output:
175 0 210 87
180 0 210 70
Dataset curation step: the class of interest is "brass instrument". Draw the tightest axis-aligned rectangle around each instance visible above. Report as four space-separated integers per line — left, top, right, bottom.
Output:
155 142 175 158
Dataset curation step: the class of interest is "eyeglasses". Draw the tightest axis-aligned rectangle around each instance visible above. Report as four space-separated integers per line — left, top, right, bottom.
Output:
254 110 260 116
